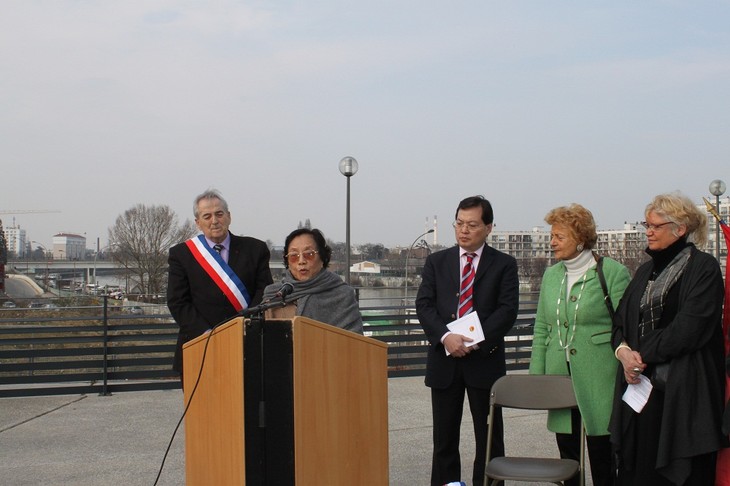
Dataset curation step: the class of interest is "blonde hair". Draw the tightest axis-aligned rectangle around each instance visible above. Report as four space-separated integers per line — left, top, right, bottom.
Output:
544 203 598 249
645 192 708 248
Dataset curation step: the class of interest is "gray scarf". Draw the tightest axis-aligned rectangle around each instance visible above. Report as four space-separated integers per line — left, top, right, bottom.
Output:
262 269 363 334
639 246 692 336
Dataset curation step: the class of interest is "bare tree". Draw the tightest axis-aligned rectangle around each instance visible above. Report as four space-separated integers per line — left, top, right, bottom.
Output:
518 256 550 291
0 219 7 295
360 243 387 261
31 246 47 261
327 239 347 262
0 219 7 265
603 240 649 277
108 204 197 298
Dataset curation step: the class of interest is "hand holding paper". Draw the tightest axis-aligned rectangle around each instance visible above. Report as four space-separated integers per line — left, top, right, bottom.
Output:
445 312 485 356
622 374 653 413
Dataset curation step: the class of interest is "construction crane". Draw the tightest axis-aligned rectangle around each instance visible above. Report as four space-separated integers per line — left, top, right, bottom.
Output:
0 210 61 214
0 210 61 228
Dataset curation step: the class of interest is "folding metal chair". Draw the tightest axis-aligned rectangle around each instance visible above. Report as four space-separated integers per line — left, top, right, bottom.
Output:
484 374 585 486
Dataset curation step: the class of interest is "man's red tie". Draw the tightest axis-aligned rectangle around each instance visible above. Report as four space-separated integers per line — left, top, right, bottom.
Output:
458 253 476 317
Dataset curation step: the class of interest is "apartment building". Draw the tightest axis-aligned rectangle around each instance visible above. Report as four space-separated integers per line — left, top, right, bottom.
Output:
486 227 552 260
52 233 87 260
486 197 729 271
487 225 648 265
2 224 28 258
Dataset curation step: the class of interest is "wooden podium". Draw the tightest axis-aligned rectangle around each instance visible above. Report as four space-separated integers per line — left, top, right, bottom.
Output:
182 316 389 485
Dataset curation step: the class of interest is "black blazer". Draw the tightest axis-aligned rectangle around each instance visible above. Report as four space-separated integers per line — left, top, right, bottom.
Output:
416 244 519 389
167 233 273 372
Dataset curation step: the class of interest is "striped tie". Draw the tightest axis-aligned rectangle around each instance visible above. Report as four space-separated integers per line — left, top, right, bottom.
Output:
213 244 223 254
458 253 476 317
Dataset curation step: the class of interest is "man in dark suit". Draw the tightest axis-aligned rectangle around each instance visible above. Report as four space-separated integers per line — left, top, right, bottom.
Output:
416 195 519 486
167 189 273 379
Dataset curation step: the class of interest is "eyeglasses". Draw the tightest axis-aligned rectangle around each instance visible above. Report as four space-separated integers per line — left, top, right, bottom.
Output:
452 221 485 231
285 250 319 263
640 221 673 231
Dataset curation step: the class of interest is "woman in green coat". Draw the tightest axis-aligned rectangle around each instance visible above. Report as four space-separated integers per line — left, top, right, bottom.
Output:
529 204 630 486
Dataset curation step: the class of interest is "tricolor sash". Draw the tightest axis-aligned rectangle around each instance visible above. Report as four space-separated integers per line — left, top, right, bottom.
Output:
185 235 251 312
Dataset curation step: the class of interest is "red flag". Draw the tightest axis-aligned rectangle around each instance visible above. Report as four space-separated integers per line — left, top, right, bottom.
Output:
719 221 730 361
715 218 730 486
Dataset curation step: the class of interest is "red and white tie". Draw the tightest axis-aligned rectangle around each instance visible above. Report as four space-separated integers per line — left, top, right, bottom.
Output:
458 253 476 317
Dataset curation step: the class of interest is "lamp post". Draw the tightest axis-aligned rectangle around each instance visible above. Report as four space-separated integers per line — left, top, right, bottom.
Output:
92 243 116 290
404 229 434 306
58 250 65 292
339 156 359 285
31 241 50 289
709 179 727 261
92 246 105 286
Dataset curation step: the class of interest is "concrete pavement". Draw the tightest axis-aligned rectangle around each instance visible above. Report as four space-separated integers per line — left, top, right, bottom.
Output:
0 376 589 485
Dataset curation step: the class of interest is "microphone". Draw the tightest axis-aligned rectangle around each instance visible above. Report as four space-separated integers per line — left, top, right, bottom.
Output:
274 282 294 300
239 282 294 318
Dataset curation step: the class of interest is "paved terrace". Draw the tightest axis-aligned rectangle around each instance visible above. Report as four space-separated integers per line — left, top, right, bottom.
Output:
0 376 593 486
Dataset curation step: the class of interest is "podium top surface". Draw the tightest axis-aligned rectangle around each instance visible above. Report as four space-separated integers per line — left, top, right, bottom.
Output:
182 315 387 350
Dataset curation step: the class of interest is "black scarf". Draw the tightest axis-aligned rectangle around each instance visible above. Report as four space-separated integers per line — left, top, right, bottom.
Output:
639 239 691 336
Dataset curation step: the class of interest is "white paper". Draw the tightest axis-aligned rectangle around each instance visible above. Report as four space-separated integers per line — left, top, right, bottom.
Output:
622 374 653 413
445 312 485 356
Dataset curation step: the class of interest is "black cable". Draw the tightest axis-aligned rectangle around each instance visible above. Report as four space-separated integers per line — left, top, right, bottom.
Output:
151 296 289 485
152 328 214 486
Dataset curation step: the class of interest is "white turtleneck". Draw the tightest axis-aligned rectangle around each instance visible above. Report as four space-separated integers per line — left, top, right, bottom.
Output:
563 249 596 290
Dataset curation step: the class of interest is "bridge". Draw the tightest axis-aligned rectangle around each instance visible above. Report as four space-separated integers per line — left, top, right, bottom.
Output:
7 259 122 285
6 258 287 284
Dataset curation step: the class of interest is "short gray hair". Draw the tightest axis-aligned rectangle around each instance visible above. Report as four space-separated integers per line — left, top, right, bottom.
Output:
193 189 229 218
645 192 708 248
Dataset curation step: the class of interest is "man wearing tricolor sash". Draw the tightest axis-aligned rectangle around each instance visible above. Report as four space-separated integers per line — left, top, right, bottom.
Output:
167 189 273 380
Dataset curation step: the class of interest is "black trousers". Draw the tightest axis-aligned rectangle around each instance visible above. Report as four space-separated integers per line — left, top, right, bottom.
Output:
430 372 503 486
555 408 614 486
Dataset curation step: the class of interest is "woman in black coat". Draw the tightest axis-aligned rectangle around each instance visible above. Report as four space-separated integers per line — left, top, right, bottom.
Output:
610 192 725 485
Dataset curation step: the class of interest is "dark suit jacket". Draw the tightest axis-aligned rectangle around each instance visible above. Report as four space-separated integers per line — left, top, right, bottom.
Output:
416 244 519 389
167 232 273 372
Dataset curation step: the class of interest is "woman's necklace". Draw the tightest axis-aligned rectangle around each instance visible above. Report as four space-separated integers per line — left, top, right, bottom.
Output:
556 271 588 361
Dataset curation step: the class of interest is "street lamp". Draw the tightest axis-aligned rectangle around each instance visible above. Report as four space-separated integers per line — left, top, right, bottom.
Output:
92 244 115 288
31 241 50 289
709 179 726 261
404 229 434 306
339 156 359 285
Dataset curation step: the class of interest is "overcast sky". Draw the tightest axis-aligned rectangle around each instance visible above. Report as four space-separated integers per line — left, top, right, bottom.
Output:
2 1 728 250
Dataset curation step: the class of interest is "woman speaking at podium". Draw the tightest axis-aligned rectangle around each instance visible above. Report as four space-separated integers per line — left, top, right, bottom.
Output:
262 228 363 334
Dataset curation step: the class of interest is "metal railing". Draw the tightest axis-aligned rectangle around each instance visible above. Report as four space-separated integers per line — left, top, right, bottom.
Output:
0 296 537 398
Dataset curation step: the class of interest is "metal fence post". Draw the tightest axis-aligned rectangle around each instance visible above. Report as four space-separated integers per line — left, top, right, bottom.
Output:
99 294 111 396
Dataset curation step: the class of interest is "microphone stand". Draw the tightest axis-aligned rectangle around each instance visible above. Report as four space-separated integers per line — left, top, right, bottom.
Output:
242 296 288 486
239 296 289 319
